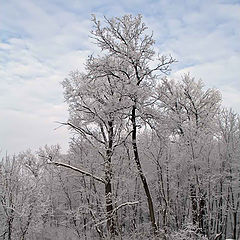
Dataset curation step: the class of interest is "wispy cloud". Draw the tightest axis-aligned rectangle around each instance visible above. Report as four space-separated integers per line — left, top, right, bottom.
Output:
0 0 239 156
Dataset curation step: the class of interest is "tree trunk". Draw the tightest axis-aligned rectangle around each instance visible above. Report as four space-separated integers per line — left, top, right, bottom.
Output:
131 104 157 234
105 119 117 237
190 183 198 226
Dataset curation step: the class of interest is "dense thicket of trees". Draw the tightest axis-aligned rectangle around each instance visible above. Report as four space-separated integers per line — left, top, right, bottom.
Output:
1 15 239 240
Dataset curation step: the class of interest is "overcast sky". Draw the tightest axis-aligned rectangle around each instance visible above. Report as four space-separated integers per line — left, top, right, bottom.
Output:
0 0 240 156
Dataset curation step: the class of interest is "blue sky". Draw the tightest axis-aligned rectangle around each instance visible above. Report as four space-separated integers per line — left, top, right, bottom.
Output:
0 0 240 156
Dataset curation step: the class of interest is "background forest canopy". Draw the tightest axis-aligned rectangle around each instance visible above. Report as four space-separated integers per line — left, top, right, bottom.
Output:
1 14 240 240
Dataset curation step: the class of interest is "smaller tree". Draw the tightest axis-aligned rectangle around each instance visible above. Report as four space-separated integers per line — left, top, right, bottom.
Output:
156 74 221 233
0 152 48 240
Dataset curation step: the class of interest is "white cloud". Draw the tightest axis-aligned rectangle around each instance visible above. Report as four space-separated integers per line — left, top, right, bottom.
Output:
173 55 240 88
0 107 70 156
220 86 240 113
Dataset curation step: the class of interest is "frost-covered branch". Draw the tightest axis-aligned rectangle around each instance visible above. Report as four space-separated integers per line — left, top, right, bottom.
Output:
95 201 139 227
41 155 106 184
112 201 139 214
50 161 105 184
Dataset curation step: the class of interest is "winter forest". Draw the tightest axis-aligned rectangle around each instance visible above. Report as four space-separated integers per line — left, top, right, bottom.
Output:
1 15 240 240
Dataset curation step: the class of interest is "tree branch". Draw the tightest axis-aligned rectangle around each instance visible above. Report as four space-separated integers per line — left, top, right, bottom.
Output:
43 157 105 184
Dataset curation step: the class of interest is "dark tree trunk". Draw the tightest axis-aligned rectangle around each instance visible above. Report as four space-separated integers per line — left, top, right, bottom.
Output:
198 192 206 233
105 119 117 237
190 183 198 226
233 211 237 240
131 104 158 234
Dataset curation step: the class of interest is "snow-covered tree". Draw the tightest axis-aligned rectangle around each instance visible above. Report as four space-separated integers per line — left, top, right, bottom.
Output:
61 14 175 236
0 152 48 240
